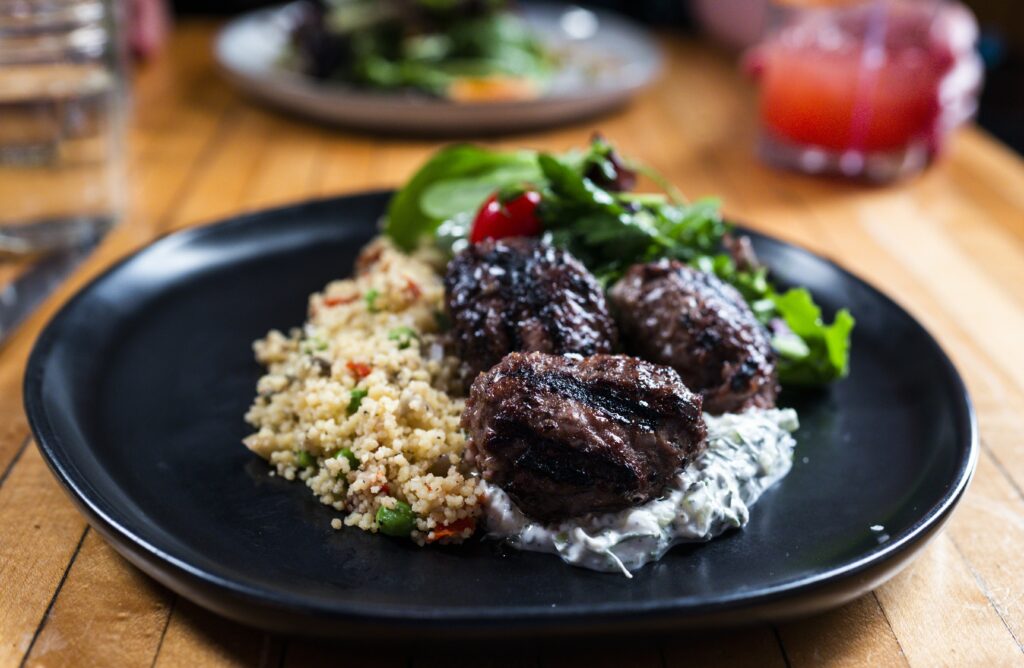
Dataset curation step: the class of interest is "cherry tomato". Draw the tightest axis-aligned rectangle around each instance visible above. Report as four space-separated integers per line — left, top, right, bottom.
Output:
469 190 542 243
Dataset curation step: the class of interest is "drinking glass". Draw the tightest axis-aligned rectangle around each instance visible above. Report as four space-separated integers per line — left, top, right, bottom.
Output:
0 0 126 256
748 0 983 182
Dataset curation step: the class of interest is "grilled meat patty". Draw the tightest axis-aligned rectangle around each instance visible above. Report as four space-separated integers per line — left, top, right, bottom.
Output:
463 352 707 522
609 260 779 414
444 237 618 388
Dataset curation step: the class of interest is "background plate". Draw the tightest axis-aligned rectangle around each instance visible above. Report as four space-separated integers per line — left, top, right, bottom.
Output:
25 192 977 638
214 3 662 135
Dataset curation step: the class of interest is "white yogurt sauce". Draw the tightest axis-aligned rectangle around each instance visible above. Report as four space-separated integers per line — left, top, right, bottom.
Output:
482 408 799 576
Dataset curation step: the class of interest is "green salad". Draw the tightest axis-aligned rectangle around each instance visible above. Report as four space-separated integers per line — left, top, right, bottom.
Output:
385 136 854 387
288 0 552 99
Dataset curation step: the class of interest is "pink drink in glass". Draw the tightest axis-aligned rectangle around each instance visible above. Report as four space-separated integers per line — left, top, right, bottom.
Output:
751 0 981 181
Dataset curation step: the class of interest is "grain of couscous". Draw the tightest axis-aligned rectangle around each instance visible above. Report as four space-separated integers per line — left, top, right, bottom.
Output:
243 238 480 544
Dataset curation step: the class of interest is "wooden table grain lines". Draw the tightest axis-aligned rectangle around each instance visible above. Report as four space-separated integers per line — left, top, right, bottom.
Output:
1 21 1023 668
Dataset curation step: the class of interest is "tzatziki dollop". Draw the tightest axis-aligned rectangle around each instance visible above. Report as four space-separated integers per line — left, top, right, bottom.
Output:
482 408 799 576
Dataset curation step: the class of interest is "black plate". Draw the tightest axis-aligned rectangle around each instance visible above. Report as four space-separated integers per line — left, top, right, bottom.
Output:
25 192 977 638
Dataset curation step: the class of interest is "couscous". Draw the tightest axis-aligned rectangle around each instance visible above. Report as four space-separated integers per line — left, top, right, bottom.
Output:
244 238 481 544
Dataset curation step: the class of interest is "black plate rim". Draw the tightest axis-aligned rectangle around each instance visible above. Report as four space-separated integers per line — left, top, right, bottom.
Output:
24 191 979 628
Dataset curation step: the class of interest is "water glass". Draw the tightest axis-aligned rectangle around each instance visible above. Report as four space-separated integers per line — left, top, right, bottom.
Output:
0 0 126 256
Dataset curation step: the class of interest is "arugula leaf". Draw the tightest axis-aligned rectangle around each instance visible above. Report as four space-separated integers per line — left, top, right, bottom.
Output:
699 253 855 384
536 151 725 284
538 153 623 215
770 289 855 385
695 253 771 306
385 144 539 250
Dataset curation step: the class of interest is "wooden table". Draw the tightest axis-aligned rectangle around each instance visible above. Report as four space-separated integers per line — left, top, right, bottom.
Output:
2 20 1023 668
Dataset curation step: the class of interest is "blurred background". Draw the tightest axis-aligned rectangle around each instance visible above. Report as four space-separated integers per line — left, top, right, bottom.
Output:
161 0 1022 152
2 1 1024 660
0 0 1020 340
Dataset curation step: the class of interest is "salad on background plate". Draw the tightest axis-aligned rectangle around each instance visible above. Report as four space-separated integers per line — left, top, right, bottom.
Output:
286 0 554 102
215 3 662 133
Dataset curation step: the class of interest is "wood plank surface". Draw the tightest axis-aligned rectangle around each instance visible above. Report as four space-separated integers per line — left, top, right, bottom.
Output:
1 20 1022 668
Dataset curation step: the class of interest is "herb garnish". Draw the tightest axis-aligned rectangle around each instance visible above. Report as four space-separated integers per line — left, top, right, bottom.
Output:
384 137 854 385
347 388 369 415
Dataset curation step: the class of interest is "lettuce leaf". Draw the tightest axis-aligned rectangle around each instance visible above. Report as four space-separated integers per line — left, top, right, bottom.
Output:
386 144 539 250
771 288 855 385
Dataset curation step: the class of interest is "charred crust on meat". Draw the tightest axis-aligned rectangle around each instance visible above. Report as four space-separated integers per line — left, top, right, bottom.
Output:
462 352 707 523
610 259 780 414
444 237 618 388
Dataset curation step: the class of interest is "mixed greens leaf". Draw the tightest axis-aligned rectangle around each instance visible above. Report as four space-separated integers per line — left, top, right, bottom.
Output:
536 151 727 286
386 144 540 250
288 0 552 97
770 289 856 384
384 137 854 387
